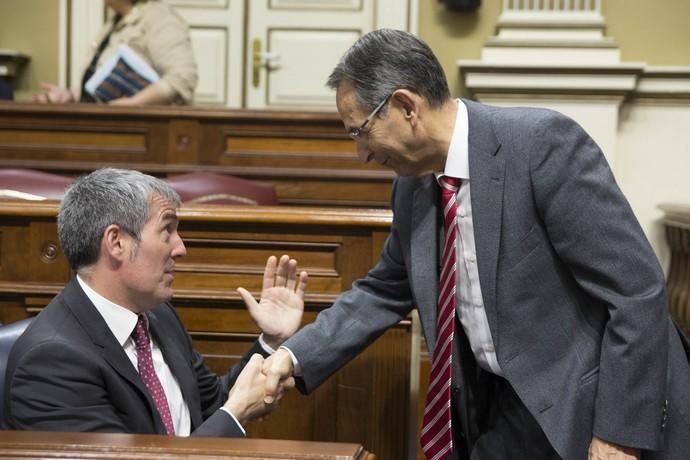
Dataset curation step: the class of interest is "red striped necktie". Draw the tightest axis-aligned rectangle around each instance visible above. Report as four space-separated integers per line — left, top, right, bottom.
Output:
421 176 461 460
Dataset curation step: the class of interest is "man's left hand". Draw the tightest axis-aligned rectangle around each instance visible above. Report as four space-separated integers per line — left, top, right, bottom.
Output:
238 255 308 349
588 436 640 460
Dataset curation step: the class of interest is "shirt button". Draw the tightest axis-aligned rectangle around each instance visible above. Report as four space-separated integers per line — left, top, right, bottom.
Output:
467 255 476 263
457 208 466 217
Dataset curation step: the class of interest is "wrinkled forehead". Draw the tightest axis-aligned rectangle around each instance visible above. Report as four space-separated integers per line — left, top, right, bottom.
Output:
148 193 178 222
336 82 365 130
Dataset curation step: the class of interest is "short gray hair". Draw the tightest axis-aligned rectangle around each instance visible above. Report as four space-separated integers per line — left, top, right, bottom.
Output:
58 168 181 272
326 29 451 113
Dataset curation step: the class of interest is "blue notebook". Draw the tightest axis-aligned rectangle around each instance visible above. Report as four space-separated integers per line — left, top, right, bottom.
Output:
84 44 160 103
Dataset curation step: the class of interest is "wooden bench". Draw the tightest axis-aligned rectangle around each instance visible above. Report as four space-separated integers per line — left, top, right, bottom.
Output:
0 103 394 207
0 430 375 459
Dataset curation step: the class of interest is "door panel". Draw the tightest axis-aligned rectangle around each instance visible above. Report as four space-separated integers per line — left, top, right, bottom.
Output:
167 0 243 107
189 28 228 105
266 29 360 107
246 0 380 110
271 0 363 9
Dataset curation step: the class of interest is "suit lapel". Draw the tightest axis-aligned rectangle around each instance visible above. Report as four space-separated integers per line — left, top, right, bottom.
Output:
411 176 442 353
465 100 505 348
61 279 163 432
63 279 146 390
147 309 202 429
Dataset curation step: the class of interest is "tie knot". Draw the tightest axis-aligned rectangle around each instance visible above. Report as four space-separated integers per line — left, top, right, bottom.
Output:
439 176 461 210
132 314 150 349
439 175 461 191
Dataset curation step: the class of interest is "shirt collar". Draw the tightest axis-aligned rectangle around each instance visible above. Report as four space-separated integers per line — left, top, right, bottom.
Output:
76 274 140 346
435 98 470 183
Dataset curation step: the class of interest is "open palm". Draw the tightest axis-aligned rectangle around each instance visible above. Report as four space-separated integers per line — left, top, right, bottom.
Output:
238 255 308 349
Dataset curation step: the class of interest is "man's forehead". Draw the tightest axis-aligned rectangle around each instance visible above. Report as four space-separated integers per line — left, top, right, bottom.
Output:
150 194 178 220
336 84 361 127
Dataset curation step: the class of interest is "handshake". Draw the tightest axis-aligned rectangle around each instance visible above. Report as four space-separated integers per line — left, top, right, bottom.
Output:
223 254 307 427
223 349 296 427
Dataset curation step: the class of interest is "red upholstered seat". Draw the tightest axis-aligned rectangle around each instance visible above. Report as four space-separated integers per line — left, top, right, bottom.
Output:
164 172 279 206
0 169 74 201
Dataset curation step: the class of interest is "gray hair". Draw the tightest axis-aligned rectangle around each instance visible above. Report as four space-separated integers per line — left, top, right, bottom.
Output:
58 168 181 272
326 28 451 113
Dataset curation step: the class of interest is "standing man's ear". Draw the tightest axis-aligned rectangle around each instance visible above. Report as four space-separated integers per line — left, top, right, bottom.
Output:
391 89 421 124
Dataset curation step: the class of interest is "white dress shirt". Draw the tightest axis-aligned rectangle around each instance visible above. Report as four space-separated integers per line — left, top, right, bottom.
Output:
76 275 193 435
435 100 503 376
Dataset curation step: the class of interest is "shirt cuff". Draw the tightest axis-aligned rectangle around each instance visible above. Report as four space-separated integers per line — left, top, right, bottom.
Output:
279 345 302 376
257 335 302 376
258 333 277 354
219 407 246 436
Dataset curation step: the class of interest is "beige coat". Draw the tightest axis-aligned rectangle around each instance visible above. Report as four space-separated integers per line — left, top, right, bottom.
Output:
83 0 198 104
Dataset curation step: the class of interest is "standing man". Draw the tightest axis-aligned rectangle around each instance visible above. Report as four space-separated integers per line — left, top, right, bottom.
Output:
4 168 306 436
262 29 690 459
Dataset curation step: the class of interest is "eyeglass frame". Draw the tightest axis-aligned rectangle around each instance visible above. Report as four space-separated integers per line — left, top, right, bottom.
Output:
348 93 392 140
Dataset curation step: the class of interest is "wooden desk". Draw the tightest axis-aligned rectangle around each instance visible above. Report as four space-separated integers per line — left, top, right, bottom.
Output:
0 103 394 207
0 431 374 459
0 201 413 460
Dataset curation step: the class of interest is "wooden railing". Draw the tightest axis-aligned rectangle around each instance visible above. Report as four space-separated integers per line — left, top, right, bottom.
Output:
0 201 413 460
0 431 375 459
660 204 690 339
0 102 394 207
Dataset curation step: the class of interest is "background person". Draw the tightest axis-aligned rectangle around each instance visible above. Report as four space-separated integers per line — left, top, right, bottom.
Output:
34 0 197 106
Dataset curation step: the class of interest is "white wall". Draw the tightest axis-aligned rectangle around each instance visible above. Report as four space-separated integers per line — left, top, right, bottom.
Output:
616 100 690 272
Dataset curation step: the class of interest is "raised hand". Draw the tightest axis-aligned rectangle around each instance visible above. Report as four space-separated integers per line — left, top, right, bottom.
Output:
238 255 308 349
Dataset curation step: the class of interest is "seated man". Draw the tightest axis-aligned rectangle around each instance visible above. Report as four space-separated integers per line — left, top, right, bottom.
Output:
3 168 307 436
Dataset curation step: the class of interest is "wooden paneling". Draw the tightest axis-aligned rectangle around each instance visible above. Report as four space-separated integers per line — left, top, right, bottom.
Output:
660 204 690 339
0 201 412 460
0 431 375 459
0 103 394 207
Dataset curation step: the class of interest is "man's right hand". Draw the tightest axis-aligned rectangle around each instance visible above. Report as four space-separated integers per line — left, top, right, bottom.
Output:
262 348 295 404
224 354 292 425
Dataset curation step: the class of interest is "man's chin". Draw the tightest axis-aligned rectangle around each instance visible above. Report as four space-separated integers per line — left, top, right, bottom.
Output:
155 288 175 305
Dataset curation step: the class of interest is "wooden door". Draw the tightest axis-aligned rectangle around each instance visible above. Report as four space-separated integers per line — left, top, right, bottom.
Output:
245 0 414 110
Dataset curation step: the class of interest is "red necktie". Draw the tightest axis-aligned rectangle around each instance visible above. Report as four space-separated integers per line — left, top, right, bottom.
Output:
421 176 461 460
132 315 176 435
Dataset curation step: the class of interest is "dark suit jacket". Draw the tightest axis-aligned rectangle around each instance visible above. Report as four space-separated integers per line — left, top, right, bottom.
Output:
283 100 690 459
3 278 264 436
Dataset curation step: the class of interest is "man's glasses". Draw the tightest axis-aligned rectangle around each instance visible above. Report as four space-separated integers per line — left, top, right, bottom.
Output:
348 94 391 140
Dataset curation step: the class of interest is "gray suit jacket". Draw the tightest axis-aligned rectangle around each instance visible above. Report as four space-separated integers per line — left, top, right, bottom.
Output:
4 278 264 436
283 100 690 459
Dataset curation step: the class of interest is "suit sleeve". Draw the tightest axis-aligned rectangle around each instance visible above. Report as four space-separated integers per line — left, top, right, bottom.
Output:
282 179 416 393
6 341 133 432
529 111 668 450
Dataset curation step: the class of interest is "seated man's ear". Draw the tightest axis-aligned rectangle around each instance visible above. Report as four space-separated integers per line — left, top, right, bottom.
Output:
103 224 129 261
